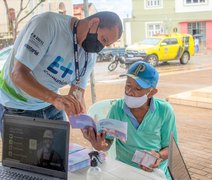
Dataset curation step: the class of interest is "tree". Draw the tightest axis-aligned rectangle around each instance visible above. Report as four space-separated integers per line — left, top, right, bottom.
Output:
3 0 45 41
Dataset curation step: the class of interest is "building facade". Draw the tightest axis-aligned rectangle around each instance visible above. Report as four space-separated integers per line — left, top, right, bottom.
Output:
0 0 73 34
124 0 212 50
0 0 72 48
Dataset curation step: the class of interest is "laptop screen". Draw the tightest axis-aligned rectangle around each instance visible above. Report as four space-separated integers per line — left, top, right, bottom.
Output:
168 133 191 180
2 114 70 179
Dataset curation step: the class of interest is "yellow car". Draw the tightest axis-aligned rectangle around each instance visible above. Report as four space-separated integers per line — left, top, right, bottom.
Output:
125 33 195 66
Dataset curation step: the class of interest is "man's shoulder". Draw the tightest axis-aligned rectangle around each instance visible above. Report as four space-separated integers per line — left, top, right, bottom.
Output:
113 98 125 107
153 97 173 111
109 98 125 113
34 12 71 23
37 12 60 18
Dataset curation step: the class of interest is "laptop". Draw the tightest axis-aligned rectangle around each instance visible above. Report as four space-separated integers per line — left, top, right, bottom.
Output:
0 114 70 180
168 133 192 180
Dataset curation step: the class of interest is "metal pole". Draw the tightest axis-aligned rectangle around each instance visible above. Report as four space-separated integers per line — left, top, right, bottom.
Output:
83 0 96 104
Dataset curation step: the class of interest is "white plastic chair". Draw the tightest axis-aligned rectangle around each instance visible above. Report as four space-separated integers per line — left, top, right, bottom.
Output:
87 99 117 121
87 99 117 159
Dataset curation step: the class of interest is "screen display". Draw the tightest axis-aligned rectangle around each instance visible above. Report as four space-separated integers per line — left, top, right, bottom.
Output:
3 120 68 173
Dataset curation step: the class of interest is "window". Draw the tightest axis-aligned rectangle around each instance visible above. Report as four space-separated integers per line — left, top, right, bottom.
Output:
161 38 178 45
188 22 206 36
146 23 164 37
188 22 206 47
141 38 161 45
161 39 170 45
169 38 178 45
185 0 206 5
145 0 163 8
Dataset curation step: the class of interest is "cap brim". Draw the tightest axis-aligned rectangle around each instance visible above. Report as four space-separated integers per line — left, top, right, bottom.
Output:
126 74 151 88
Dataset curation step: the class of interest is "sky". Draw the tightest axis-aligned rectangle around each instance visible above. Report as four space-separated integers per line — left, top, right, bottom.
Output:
72 0 132 19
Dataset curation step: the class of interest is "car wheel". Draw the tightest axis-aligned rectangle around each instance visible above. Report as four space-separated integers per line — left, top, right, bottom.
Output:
180 52 190 64
147 54 158 67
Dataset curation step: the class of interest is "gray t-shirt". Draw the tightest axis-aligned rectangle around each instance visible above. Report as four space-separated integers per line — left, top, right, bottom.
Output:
0 12 96 110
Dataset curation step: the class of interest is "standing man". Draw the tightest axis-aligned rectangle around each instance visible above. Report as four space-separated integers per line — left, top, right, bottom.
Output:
82 61 178 179
194 37 199 53
0 11 122 122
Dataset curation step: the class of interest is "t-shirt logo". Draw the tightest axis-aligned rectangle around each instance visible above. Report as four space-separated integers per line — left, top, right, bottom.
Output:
47 56 73 78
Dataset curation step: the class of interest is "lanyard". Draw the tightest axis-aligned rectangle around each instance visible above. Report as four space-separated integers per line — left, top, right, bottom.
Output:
73 20 88 84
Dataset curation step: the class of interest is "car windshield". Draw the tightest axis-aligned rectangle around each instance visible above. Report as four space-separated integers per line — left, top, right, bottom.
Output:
139 38 161 45
0 48 11 61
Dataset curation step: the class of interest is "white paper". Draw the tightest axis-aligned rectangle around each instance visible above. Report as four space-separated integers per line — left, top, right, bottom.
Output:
132 150 159 168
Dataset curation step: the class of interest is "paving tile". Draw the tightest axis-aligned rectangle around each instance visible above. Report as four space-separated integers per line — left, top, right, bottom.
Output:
191 173 210 180
202 168 212 174
189 168 208 176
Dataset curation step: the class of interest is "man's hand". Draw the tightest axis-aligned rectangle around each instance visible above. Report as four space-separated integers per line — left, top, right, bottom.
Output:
82 128 109 151
139 151 162 172
52 94 84 116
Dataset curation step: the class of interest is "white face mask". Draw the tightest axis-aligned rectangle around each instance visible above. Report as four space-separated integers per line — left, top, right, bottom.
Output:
124 93 148 108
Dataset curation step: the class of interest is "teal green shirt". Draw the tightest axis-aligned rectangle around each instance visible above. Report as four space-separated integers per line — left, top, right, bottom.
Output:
106 97 178 179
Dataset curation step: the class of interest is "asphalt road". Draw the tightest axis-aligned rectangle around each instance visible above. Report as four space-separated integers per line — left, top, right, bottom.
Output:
93 51 212 83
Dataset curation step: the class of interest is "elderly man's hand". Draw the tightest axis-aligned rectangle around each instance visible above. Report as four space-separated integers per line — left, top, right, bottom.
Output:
52 94 84 116
82 128 108 151
139 151 162 172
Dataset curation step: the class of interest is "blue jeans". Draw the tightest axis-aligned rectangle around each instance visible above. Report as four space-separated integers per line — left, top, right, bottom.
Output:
0 104 66 135
195 45 199 53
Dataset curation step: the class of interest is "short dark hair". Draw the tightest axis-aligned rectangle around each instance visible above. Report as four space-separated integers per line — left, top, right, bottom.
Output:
87 11 123 39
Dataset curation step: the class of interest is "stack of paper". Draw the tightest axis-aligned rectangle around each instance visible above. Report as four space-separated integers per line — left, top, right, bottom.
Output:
68 143 106 172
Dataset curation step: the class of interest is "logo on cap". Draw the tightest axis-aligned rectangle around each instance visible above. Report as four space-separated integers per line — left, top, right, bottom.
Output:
133 64 145 76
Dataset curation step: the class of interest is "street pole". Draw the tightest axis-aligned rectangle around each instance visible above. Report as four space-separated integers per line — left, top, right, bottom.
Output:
83 0 96 104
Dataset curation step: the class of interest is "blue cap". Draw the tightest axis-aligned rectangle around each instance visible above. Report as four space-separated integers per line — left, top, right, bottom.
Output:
126 61 159 88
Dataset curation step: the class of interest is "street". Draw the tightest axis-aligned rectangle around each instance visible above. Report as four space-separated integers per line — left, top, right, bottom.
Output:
93 51 212 83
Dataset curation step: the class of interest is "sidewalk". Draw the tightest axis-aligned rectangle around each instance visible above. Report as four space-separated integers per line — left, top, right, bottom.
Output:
61 67 212 180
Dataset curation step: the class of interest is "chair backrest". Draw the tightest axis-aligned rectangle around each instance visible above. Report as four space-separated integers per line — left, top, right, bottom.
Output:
87 99 118 159
87 99 117 121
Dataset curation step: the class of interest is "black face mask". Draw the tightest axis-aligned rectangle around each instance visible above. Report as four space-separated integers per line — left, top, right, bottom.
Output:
82 32 104 53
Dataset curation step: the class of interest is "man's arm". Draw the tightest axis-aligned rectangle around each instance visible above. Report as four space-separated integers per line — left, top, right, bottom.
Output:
139 147 169 172
11 61 83 116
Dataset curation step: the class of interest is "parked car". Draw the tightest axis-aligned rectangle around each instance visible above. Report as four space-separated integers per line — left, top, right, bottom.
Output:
0 45 13 72
125 33 195 66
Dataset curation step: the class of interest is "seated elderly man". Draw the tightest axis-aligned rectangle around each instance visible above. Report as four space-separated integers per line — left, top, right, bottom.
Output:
82 61 178 179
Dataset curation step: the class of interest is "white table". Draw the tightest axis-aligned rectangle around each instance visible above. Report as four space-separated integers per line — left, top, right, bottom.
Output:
69 157 167 180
